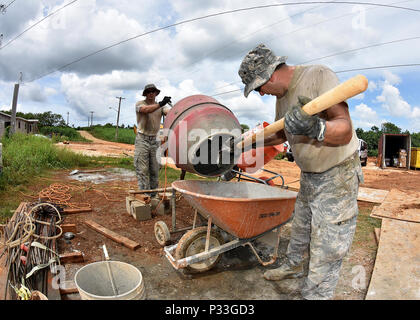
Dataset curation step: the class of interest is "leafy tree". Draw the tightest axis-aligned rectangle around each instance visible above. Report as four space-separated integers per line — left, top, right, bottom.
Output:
240 124 250 134
411 132 420 147
381 122 401 134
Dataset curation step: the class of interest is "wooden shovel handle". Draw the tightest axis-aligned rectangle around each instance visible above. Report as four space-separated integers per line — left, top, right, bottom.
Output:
238 74 369 149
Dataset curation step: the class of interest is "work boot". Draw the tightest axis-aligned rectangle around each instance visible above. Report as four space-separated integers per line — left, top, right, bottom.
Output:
263 261 304 281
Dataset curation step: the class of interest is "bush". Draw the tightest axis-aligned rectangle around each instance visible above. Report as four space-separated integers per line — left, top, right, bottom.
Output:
39 126 88 142
0 133 90 190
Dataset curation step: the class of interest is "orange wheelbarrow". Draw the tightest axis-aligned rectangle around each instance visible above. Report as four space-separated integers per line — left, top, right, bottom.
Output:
162 180 297 273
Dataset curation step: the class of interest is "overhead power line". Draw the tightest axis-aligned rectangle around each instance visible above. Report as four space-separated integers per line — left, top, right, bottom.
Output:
26 1 420 83
206 0 415 95
4 0 17 10
0 0 78 50
335 63 420 73
299 36 420 64
210 63 420 98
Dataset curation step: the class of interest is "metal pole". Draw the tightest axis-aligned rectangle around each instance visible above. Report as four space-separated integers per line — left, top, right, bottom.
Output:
115 97 125 140
10 83 19 136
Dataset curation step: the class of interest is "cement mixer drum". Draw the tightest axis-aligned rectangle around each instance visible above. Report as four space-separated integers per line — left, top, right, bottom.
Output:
163 95 242 177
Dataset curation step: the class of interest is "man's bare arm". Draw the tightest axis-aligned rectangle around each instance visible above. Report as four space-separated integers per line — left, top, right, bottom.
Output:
323 102 353 146
138 104 162 114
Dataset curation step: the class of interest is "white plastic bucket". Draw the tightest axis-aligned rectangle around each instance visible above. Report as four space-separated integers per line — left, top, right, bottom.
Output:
74 261 145 300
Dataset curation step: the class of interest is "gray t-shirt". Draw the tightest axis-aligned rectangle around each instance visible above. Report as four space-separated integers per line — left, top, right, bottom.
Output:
276 65 359 173
135 101 170 136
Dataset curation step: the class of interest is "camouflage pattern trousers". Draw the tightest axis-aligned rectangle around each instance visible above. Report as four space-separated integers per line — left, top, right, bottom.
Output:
134 133 160 195
285 152 364 300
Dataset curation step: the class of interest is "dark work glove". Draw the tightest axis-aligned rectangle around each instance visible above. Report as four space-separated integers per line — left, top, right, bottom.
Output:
284 96 326 141
159 96 172 107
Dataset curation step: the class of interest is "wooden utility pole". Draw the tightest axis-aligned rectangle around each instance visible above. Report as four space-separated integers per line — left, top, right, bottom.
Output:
10 83 19 135
115 97 125 140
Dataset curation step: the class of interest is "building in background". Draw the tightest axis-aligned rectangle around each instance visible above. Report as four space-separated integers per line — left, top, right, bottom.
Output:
0 111 39 137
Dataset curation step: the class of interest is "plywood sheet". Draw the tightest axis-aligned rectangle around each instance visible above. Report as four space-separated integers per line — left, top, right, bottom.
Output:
370 189 420 223
366 218 420 300
358 187 389 204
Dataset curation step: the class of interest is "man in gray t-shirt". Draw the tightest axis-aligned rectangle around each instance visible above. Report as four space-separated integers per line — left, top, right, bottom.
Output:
134 84 171 196
238 44 363 300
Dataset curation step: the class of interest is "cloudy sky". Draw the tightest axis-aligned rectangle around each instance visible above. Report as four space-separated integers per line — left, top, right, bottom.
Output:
1 0 420 132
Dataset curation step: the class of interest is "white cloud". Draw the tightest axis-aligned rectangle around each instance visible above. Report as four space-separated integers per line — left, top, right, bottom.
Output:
376 81 411 117
0 1 419 129
382 70 401 86
355 103 377 120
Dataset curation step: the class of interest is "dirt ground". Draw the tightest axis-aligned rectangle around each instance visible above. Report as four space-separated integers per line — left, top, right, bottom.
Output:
3 135 420 300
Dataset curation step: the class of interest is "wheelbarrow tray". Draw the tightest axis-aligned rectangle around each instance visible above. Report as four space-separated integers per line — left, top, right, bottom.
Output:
172 180 297 239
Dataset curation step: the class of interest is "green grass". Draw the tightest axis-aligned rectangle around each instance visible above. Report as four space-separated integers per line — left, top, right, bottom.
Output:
89 126 136 144
0 133 91 191
353 205 382 253
39 126 90 142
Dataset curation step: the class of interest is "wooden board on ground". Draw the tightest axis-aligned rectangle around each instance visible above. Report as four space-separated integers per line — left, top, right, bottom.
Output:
370 189 420 223
64 208 92 214
61 224 77 233
59 252 84 264
366 218 420 300
59 280 79 295
357 187 389 204
84 220 141 250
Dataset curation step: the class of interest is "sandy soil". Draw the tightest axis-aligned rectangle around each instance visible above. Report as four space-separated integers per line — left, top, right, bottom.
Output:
56 131 135 158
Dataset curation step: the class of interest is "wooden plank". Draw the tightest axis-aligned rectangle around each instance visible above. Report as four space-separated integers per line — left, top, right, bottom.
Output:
370 189 420 223
129 187 173 195
84 220 141 250
357 187 389 204
63 208 92 214
59 252 84 264
61 224 77 233
366 218 420 300
59 280 79 295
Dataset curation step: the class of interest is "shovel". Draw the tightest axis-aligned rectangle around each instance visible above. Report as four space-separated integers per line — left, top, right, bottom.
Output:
102 244 119 296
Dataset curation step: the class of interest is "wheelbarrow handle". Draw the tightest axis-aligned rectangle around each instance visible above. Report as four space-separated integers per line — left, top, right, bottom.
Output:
238 74 369 149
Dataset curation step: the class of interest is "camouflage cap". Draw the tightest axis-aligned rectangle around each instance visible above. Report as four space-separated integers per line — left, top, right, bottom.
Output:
238 44 287 98
142 83 161 96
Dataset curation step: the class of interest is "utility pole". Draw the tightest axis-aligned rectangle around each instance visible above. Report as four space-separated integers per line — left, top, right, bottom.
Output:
115 96 125 140
90 111 94 127
67 112 69 126
10 83 19 136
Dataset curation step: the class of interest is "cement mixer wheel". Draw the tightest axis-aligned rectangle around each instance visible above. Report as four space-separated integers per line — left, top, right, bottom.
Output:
175 226 224 273
154 221 171 246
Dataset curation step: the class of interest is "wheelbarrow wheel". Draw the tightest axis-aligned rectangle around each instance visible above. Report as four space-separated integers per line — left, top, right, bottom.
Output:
154 221 171 246
175 226 224 273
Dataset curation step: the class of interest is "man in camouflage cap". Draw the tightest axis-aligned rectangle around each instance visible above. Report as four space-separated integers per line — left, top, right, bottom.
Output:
238 44 363 300
134 84 172 196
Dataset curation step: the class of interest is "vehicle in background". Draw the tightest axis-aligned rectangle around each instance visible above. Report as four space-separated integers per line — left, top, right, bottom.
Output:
283 141 294 162
359 138 368 166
